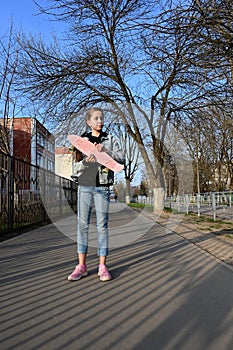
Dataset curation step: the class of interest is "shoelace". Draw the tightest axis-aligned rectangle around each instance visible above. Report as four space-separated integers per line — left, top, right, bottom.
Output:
99 267 109 275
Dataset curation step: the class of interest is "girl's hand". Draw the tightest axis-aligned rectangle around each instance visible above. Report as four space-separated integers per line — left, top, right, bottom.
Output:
85 154 96 162
94 143 107 153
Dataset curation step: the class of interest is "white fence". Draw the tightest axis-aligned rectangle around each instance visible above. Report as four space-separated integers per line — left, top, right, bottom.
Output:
165 191 233 221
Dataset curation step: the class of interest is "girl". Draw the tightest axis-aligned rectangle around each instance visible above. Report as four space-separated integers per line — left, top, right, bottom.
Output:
68 107 124 282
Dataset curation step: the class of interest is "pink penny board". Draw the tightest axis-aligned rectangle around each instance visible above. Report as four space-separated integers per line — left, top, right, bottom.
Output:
68 134 124 172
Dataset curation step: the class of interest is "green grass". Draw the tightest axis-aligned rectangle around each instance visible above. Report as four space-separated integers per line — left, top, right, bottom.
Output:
225 233 233 239
128 203 153 211
184 213 233 237
185 213 232 225
164 206 173 213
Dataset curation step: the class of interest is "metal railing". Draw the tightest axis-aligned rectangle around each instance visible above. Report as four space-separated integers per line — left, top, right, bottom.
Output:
165 191 233 221
0 151 77 235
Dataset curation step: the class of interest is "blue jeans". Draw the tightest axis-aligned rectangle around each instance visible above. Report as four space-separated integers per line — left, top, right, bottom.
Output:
77 186 110 256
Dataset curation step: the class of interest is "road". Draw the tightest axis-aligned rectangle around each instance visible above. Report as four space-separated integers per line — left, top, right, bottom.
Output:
1 203 233 350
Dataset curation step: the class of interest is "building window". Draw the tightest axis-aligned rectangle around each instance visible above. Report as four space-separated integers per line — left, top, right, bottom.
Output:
37 132 46 147
47 140 54 153
48 160 54 172
37 153 45 168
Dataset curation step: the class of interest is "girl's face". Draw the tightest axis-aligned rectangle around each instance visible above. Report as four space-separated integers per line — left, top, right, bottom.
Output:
87 110 104 132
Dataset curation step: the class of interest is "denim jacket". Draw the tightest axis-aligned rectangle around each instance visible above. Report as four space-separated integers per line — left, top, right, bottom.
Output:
71 131 125 186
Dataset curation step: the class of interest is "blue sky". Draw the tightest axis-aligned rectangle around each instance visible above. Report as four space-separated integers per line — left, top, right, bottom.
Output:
0 1 68 120
1 0 66 41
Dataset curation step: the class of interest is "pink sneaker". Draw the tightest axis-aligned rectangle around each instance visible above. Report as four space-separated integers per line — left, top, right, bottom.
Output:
68 264 88 281
98 265 112 282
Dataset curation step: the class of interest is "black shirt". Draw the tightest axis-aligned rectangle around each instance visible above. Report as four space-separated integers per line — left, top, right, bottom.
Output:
78 131 108 186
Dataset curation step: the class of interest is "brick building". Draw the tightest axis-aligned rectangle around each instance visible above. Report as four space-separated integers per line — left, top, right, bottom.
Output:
1 117 55 171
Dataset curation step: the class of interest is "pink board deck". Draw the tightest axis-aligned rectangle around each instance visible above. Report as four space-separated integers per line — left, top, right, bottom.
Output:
68 134 124 172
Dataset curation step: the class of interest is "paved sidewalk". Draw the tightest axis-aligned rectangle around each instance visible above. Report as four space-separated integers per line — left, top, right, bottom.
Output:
1 203 233 350
145 210 233 267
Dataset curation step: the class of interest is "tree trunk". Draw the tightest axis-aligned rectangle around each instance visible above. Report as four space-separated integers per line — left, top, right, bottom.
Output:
153 187 165 214
125 177 131 204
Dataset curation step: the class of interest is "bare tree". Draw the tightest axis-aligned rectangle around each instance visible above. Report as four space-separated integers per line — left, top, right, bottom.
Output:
17 0 233 207
116 124 140 203
181 105 233 192
0 25 20 154
193 0 233 79
174 0 233 191
17 1 164 208
102 117 140 203
123 131 140 203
